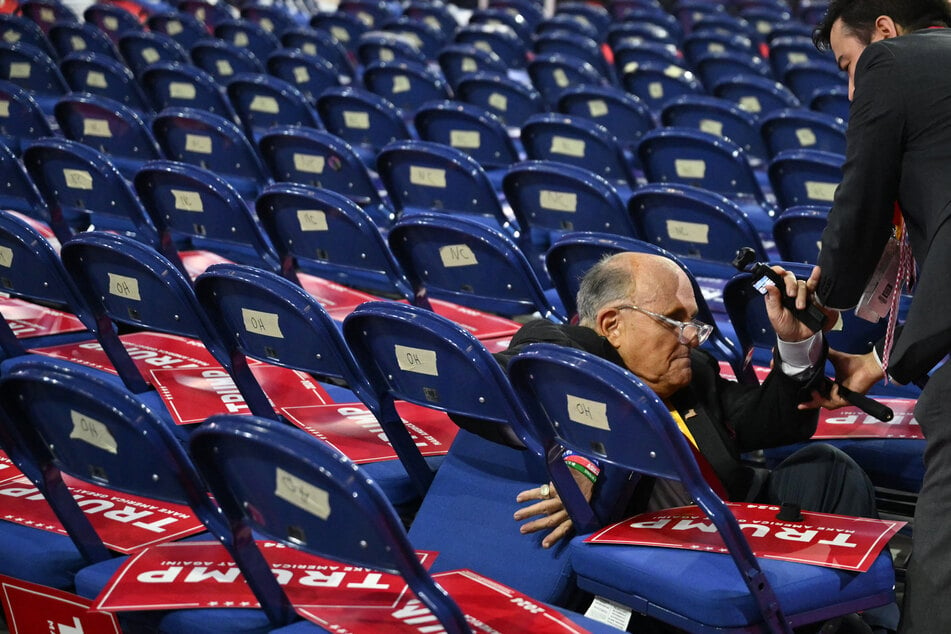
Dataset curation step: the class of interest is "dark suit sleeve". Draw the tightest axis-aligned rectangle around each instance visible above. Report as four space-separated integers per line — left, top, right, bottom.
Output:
817 43 904 309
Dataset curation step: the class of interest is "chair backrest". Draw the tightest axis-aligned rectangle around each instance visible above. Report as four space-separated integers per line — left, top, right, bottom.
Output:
310 11 369 55
637 126 768 205
0 357 223 566
18 0 78 34
134 159 281 273
453 22 529 69
502 159 638 242
60 51 152 113
628 182 768 278
225 72 322 142
356 29 428 66
0 137 50 225
147 11 208 51
771 205 829 264
0 78 54 154
140 61 239 120
454 71 546 128
255 182 411 299
768 34 834 78
556 84 655 153
403 0 459 41
177 0 233 29
782 62 847 104
22 136 161 247
412 98 520 171
683 30 756 66
264 49 341 104
47 20 121 61
53 92 163 179
0 14 58 58
189 37 265 83
712 73 800 119
620 61 704 115
767 148 842 211
809 85 850 121
612 39 683 73
257 125 394 227
83 2 144 44
151 106 272 201
240 4 298 38
0 41 69 112
660 94 768 164
544 230 746 380
533 29 613 83
505 342 788 630
376 139 514 234
280 26 357 81
59 231 230 393
388 211 567 322
520 112 636 187
315 85 411 154
337 0 401 29
436 43 507 90
526 52 608 108
188 414 469 633
361 58 451 114
759 107 847 158
117 30 191 77
214 18 281 64
692 49 772 93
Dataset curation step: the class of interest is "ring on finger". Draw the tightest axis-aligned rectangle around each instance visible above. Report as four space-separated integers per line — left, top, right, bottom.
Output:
539 483 551 499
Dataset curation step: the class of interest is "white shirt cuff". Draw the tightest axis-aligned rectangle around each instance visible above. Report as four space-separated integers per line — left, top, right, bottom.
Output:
777 332 824 376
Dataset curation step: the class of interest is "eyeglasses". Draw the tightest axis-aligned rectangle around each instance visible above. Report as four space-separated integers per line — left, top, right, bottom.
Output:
615 305 713 345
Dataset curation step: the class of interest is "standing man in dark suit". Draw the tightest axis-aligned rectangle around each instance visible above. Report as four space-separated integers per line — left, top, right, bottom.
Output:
811 2 951 631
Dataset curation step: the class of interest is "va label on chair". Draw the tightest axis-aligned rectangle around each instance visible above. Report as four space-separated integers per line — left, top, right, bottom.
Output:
585 503 905 572
0 575 121 634
93 540 438 612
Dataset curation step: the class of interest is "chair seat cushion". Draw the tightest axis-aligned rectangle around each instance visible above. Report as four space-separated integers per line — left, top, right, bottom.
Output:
568 537 896 628
0 521 87 588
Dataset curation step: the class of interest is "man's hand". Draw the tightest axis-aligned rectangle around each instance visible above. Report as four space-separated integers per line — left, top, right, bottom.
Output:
798 349 886 410
513 470 595 549
764 264 839 342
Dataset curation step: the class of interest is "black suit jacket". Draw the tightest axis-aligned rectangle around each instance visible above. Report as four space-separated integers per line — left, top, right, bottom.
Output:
817 29 951 384
496 320 823 502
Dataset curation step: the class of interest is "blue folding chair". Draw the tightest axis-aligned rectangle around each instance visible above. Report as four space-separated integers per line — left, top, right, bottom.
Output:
18 0 78 35
555 1 611 36
620 60 704 115
612 38 684 74
379 15 447 60
692 49 773 92
214 17 281 65
0 78 54 154
0 356 277 633
356 30 428 66
682 29 756 66
465 6 533 44
782 62 847 105
315 85 412 168
361 58 451 113
140 61 240 121
532 29 613 81
59 51 153 113
768 34 834 79
337 0 401 29
0 41 69 114
309 10 368 55
177 0 233 30
767 148 842 211
412 98 521 187
526 52 609 109
809 85 850 121
0 209 93 357
255 182 407 297
403 0 459 41
239 4 299 38
388 212 567 322
117 30 190 77
338 302 580 603
713 73 801 119
759 107 847 158
607 22 679 50
637 126 777 234
453 22 529 70
189 37 265 82
482 0 543 31
53 93 163 181
0 138 52 227
628 182 769 280
454 71 546 129
506 343 898 633
225 73 322 142
376 139 516 236
265 49 341 104
0 13 58 59
436 43 507 90
556 84 655 154
771 205 829 264
280 25 357 83
47 19 122 61
193 262 437 498
147 10 209 52
257 125 395 227
134 159 281 273
520 112 639 195
22 136 161 246
661 94 769 167
544 230 747 380
152 106 272 200
83 2 144 44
